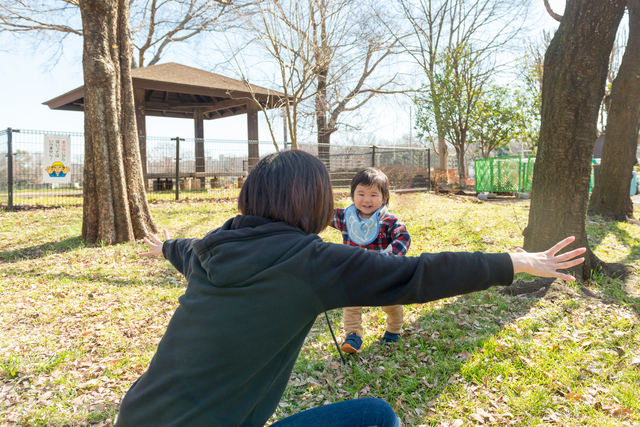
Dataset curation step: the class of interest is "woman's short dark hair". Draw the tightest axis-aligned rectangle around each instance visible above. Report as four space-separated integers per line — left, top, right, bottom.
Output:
350 167 390 205
238 150 334 234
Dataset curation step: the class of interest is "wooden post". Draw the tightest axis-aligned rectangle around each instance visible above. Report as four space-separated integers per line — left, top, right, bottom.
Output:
247 102 259 172
134 88 147 180
194 107 205 174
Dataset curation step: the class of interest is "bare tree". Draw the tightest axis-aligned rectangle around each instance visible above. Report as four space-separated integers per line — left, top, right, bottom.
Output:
396 0 531 170
1 0 248 68
597 28 627 134
312 0 408 166
0 1 81 36
589 0 640 223
523 0 626 279
235 0 408 156
130 0 252 68
415 44 494 186
80 0 157 244
515 30 552 150
238 0 321 149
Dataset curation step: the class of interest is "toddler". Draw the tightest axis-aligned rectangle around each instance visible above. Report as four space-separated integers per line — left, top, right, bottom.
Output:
330 167 411 353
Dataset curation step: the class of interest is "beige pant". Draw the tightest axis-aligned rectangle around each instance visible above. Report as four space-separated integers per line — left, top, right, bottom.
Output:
343 305 404 337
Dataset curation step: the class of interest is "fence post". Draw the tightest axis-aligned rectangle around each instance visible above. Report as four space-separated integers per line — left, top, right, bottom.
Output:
426 148 431 190
371 145 376 167
171 136 184 201
6 128 19 211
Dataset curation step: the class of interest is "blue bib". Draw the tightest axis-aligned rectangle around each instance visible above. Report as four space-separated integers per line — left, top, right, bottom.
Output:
344 204 386 245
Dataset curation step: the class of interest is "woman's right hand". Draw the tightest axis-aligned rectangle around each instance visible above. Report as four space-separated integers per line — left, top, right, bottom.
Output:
139 229 171 257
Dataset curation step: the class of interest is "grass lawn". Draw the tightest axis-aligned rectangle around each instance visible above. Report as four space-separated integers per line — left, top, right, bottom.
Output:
0 193 639 426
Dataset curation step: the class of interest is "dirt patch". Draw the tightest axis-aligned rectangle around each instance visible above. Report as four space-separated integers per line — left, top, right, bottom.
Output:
502 263 640 301
432 184 529 205
501 278 581 301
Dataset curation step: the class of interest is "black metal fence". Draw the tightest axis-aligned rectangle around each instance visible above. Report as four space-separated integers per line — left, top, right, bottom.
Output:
2 128 434 209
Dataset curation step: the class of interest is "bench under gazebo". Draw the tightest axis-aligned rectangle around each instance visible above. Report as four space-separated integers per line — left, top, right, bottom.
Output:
43 62 287 188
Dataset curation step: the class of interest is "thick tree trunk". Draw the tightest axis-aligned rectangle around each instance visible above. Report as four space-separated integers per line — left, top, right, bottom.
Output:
80 0 157 245
588 0 640 223
523 0 625 279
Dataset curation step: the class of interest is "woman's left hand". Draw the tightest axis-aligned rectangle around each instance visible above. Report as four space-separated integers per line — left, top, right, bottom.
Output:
509 236 586 281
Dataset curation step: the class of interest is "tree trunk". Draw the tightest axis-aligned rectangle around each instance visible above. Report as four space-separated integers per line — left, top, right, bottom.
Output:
315 0 331 169
316 65 332 169
523 0 625 279
588 0 640 223
438 137 448 170
80 0 157 245
457 148 466 187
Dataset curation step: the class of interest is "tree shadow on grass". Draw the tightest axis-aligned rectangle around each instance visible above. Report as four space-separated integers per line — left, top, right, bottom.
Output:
281 293 539 424
4 266 185 289
286 290 537 416
291 275 640 424
0 236 87 263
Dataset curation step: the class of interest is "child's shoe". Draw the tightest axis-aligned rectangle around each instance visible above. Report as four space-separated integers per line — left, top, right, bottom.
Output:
341 332 363 353
379 331 400 346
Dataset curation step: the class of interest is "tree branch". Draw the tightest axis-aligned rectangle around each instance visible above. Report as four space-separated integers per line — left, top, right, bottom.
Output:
543 0 562 22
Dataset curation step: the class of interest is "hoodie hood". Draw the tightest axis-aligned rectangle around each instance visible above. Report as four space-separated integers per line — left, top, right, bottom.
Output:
191 215 308 287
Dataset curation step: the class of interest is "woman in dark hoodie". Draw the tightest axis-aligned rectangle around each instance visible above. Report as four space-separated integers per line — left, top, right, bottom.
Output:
116 150 585 427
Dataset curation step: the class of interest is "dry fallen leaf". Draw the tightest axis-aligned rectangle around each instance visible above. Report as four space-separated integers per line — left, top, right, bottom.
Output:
518 355 532 366
71 394 85 405
610 406 634 418
469 413 485 422
458 351 473 360
565 392 583 402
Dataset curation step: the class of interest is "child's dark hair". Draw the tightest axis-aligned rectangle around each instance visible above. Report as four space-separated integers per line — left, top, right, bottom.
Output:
350 167 390 205
238 150 334 235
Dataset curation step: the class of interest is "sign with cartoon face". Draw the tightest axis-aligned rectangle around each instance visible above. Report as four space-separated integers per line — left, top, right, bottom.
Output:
43 135 71 184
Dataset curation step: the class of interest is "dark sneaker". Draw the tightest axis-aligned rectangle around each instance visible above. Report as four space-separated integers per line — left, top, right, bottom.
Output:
379 331 400 346
341 332 363 353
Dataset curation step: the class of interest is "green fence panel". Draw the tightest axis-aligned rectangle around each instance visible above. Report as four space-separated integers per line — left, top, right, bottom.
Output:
494 157 520 192
521 158 534 192
474 158 493 192
475 156 598 194
475 156 535 193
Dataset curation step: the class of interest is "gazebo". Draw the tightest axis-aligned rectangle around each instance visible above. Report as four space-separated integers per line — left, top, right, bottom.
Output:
43 62 287 180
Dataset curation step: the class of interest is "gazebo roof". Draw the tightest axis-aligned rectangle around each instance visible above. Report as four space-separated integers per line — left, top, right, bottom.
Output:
43 62 286 120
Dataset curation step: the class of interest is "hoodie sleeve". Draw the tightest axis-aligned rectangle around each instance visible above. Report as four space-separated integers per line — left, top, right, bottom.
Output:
162 238 198 276
307 241 514 311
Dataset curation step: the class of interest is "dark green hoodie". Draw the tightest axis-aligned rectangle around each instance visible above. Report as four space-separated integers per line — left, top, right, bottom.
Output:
116 215 513 426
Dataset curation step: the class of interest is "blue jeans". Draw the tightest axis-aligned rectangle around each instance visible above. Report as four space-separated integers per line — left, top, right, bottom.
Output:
270 398 401 427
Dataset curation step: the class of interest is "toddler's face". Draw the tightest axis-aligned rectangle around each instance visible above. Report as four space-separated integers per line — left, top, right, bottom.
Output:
353 184 383 219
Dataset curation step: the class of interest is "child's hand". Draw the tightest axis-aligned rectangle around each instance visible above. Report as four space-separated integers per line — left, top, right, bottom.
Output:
139 229 171 257
509 236 586 281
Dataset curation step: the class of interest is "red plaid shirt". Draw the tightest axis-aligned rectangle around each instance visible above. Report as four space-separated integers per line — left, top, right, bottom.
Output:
330 207 411 256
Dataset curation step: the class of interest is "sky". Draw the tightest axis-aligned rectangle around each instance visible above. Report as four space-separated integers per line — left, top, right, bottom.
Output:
0 0 566 145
